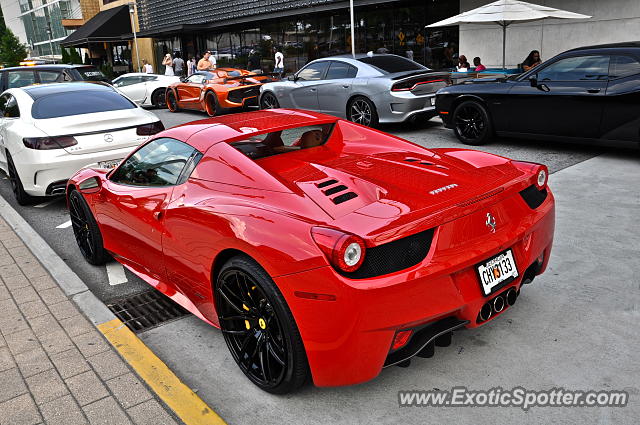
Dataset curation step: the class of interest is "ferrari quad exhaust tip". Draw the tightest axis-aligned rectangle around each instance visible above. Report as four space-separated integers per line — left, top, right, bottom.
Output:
493 295 505 313
505 288 518 306
479 302 493 322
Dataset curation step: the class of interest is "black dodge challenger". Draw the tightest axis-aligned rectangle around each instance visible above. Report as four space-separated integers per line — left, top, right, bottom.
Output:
435 42 640 147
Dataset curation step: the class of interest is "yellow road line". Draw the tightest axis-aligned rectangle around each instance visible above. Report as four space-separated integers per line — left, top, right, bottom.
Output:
97 318 226 425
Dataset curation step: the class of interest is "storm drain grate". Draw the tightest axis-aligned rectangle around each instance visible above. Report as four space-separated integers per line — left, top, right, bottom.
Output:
107 290 190 333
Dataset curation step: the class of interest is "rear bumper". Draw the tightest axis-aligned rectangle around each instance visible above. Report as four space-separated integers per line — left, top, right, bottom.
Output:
275 189 555 387
376 91 437 123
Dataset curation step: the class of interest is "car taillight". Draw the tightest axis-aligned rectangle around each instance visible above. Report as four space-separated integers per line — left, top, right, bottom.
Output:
136 121 164 136
391 329 413 351
23 136 77 150
391 79 445 92
512 161 549 189
311 227 366 273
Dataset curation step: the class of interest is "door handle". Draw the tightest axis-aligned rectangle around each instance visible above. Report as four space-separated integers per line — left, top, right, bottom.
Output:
342 85 349 88
587 89 601 94
153 211 163 220
309 88 317 92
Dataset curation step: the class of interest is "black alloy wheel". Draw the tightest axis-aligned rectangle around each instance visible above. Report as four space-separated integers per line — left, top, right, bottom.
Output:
166 90 179 112
205 92 221 117
6 153 34 206
68 190 110 265
215 256 308 394
452 100 493 145
259 92 279 109
151 88 167 108
347 96 379 127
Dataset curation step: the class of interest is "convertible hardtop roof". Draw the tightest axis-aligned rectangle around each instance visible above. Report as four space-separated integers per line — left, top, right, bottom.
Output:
21 82 115 100
162 109 339 152
0 64 99 72
567 41 640 52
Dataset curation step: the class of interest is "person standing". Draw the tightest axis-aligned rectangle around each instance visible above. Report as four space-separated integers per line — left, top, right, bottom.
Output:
173 52 184 76
274 47 284 76
186 57 196 76
162 54 174 76
198 51 213 71
142 59 153 74
208 51 217 69
248 49 261 73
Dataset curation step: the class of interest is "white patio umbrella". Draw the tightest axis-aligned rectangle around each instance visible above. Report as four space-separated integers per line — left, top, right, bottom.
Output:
426 0 591 69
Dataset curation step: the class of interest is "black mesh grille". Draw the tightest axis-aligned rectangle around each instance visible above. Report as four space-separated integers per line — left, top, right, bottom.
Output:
342 228 435 279
519 185 548 209
227 86 260 103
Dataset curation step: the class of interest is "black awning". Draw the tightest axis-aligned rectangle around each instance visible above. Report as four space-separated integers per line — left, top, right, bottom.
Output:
61 5 132 47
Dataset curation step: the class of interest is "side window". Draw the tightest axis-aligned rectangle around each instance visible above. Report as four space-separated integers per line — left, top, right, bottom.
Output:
7 70 36 88
187 74 206 84
62 71 73 82
536 55 610 81
1 95 20 118
609 55 640 79
142 75 158 82
113 76 143 87
325 61 358 80
110 138 199 186
297 61 329 81
38 71 62 83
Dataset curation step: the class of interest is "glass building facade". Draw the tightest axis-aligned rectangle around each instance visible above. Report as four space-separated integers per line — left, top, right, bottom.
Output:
18 0 81 56
147 1 460 74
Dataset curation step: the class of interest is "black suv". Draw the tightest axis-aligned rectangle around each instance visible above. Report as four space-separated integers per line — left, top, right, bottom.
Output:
0 64 111 92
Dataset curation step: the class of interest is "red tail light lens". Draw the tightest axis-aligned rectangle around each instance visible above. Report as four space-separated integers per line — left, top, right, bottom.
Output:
23 136 77 150
391 330 413 351
136 121 165 136
311 227 366 273
512 161 549 189
391 79 445 92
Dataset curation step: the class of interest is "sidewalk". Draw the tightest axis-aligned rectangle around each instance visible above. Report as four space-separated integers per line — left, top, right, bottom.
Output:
0 217 181 425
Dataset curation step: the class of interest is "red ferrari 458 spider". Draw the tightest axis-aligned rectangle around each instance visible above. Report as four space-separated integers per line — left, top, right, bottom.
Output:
67 109 555 394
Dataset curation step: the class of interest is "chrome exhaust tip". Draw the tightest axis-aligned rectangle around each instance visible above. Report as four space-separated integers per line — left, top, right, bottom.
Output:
478 302 492 322
505 288 518 306
493 295 505 313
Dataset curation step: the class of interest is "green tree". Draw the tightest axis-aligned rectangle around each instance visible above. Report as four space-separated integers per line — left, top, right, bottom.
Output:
69 48 82 64
61 47 70 63
0 28 28 67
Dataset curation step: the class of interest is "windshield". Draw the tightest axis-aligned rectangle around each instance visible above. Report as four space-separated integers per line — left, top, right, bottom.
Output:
358 56 426 74
32 90 136 119
230 124 334 160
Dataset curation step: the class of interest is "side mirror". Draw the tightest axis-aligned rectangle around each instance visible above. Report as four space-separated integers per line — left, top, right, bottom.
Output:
287 74 297 82
179 76 187 82
78 176 102 194
529 75 538 88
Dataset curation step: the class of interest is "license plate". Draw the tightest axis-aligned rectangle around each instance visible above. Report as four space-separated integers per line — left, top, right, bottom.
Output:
476 249 519 296
98 159 122 169
430 97 436 106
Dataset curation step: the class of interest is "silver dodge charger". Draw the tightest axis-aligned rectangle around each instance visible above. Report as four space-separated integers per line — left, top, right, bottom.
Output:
259 54 449 127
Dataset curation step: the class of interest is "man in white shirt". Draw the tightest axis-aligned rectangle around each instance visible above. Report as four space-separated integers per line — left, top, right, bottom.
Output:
274 47 284 76
208 51 217 69
142 59 153 74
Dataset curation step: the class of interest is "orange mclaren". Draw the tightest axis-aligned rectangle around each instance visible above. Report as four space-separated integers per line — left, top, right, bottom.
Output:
166 68 273 117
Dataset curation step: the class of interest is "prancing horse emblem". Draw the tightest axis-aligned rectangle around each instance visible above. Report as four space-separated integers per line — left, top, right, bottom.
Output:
486 213 496 233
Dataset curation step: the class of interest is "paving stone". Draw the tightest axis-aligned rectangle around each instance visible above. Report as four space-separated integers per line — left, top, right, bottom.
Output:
0 236 25 249
1 273 30 290
28 313 63 337
14 347 53 378
10 286 39 305
39 394 88 425
29 275 57 291
7 245 33 260
17 260 47 279
48 300 80 321
18 299 49 320
59 314 94 337
0 368 28 403
72 332 110 358
5 328 39 355
83 397 133 425
126 399 178 425
0 333 5 347
0 393 42 425
0 255 15 267
0 312 29 337
50 348 91 379
39 329 75 355
0 263 23 279
25 368 68 404
87 350 130 381
66 370 109 406
0 347 15 372
0 283 10 301
37 286 67 306
106 373 153 409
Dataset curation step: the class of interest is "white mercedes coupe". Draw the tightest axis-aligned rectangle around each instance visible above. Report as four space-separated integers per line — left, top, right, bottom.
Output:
112 73 180 108
0 82 163 204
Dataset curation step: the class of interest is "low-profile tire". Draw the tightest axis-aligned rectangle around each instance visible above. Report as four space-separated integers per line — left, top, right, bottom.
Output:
151 88 167 108
166 90 179 112
6 153 34 206
259 92 279 109
68 190 110 265
452 100 494 145
215 255 309 394
347 96 379 128
204 91 221 117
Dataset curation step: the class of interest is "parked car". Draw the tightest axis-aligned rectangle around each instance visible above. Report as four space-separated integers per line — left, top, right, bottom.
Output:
67 109 555 394
0 83 163 204
436 41 640 146
166 69 273 116
0 64 111 92
259 54 450 127
112 73 180 108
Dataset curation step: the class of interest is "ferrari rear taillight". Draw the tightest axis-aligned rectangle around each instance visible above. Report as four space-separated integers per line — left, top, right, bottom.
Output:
512 161 549 189
23 136 77 150
136 121 165 136
391 330 413 351
311 227 366 273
